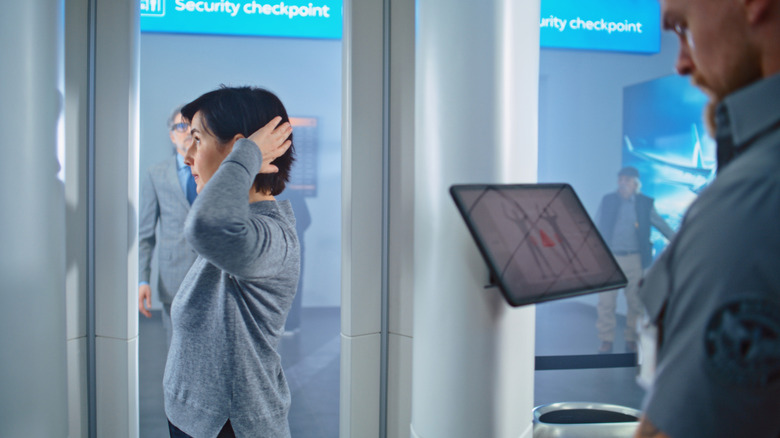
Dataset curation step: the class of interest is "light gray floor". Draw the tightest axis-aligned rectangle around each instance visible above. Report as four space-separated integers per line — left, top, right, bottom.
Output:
140 300 643 437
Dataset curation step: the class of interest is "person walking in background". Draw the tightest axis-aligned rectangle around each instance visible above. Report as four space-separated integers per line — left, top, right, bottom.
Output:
594 166 675 354
138 106 198 348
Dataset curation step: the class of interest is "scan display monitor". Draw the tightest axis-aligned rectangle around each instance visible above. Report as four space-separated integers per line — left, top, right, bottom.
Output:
450 184 627 307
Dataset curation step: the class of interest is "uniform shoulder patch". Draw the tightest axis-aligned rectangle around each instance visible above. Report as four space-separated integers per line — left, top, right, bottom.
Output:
704 294 780 388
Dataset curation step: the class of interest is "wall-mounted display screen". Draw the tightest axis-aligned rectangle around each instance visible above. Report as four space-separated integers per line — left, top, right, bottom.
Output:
622 74 715 259
141 0 653 52
140 0 342 39
288 117 318 197
540 0 660 54
451 184 627 307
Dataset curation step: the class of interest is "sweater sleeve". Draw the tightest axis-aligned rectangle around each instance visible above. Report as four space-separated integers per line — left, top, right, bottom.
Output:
184 138 291 279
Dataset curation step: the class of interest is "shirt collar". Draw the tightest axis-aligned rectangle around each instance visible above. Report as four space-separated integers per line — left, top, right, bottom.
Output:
175 152 186 170
717 72 780 148
617 193 635 203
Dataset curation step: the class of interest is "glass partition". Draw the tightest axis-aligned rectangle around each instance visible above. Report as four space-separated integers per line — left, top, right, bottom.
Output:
138 31 342 437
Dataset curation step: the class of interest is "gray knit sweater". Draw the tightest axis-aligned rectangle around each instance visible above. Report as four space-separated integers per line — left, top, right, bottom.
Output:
164 139 300 437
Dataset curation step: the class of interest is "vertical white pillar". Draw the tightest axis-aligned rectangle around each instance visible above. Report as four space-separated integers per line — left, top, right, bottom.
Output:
64 0 91 435
93 1 140 436
0 0 69 436
341 0 385 435
411 1 540 437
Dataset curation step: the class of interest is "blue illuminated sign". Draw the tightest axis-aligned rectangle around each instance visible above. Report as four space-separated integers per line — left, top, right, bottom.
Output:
540 0 660 54
140 0 342 39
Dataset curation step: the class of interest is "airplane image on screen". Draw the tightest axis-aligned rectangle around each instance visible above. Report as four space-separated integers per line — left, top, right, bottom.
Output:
623 124 716 194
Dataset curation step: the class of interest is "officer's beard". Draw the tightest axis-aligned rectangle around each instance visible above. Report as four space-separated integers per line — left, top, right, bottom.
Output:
694 49 762 138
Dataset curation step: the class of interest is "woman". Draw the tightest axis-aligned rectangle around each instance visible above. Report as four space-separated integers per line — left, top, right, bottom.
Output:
163 86 299 438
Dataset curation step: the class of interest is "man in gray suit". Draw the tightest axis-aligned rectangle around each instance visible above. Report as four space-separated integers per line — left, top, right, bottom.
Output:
138 106 198 348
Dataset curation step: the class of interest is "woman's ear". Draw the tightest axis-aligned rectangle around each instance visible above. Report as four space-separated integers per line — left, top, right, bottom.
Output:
223 133 245 154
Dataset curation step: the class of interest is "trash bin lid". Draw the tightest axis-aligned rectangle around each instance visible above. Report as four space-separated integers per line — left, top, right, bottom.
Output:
533 402 641 438
539 408 638 424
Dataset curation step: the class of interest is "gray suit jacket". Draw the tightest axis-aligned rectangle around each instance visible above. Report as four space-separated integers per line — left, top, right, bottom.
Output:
139 155 197 304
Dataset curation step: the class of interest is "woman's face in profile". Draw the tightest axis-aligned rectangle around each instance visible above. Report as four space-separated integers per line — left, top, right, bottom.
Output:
184 111 234 193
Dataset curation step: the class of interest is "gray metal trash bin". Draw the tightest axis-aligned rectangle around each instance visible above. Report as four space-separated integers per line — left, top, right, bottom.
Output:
533 402 640 438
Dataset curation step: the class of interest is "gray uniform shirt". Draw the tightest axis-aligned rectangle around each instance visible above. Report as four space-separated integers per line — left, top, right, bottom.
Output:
638 73 780 437
164 139 300 437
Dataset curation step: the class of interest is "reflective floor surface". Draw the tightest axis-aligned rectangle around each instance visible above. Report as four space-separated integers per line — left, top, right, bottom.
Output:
141 300 643 437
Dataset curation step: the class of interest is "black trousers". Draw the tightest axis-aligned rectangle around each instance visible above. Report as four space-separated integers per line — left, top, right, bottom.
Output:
168 419 236 438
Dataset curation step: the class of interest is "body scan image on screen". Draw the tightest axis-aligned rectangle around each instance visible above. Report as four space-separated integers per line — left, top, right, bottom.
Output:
450 184 627 307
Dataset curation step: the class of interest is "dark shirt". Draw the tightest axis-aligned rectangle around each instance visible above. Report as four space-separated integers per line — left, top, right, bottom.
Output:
595 192 674 267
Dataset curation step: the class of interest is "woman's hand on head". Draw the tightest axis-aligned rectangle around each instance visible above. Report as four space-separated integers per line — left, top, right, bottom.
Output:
248 116 292 174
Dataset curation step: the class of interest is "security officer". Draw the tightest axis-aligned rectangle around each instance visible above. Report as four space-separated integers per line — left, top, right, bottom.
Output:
634 0 780 436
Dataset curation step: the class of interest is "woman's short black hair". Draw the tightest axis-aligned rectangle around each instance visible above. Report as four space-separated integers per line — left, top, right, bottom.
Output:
181 85 294 196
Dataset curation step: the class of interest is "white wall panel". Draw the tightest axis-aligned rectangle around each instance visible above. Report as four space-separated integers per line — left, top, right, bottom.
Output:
341 0 384 434
340 334 381 437
92 1 140 435
96 337 138 438
93 0 140 343
341 0 384 339
387 333 413 438
387 0 416 340
0 0 68 435
65 0 89 344
67 337 89 438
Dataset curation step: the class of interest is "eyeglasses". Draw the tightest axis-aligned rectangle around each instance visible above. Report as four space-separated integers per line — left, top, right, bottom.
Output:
672 22 694 49
171 122 190 132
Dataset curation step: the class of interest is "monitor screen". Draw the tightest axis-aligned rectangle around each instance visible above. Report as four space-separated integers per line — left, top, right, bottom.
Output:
450 184 627 307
